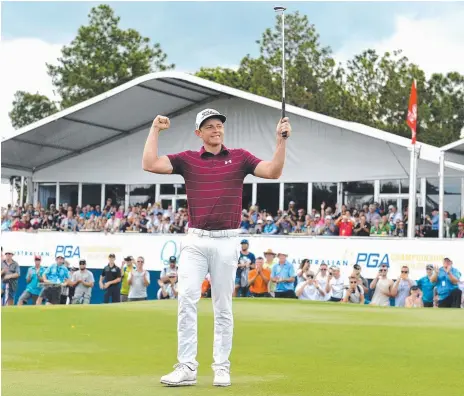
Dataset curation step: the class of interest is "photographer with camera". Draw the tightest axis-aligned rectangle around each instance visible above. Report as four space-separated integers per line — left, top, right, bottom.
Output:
342 276 365 304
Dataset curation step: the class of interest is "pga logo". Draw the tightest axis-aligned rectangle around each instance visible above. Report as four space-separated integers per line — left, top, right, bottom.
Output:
55 245 81 259
355 253 390 268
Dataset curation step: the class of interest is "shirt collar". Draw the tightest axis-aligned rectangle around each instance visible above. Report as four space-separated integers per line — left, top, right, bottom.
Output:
199 145 229 158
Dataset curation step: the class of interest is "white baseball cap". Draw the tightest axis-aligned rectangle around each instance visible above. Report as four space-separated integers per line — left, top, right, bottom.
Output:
195 108 226 130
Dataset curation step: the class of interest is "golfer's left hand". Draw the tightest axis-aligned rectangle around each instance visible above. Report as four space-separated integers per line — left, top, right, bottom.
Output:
276 117 292 140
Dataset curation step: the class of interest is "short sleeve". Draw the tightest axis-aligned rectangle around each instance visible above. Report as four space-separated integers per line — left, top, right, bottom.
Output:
64 268 70 280
241 149 262 176
116 267 122 278
72 272 77 282
288 265 296 278
271 266 277 277
14 264 20 274
166 152 186 176
89 272 95 283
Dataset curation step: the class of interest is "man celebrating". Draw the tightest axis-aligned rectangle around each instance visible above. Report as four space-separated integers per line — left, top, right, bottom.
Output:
429 258 462 308
143 109 291 387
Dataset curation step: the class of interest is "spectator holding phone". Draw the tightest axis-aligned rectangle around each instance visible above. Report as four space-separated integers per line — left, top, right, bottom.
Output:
391 266 416 307
370 265 393 306
405 286 424 308
296 271 325 301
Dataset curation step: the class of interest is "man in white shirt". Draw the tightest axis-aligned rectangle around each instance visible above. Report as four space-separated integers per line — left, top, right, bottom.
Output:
296 271 325 301
128 256 150 301
326 266 345 302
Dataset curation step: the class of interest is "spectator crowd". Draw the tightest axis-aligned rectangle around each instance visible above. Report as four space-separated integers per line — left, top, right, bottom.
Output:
2 240 463 309
2 199 463 238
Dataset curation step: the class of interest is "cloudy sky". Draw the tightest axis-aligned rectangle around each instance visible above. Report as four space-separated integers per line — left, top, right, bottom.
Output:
1 1 464 137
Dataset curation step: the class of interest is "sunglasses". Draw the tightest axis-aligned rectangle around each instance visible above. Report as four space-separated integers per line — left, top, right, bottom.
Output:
379 269 387 272
401 271 409 274
137 260 144 263
35 259 41 261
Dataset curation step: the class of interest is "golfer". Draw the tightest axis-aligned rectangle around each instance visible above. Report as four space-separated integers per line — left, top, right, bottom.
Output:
143 108 291 387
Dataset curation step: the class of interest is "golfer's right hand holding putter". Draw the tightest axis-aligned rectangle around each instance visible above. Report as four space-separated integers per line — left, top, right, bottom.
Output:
152 115 170 132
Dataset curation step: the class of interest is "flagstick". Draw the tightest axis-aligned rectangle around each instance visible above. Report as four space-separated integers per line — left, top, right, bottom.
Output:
407 145 417 239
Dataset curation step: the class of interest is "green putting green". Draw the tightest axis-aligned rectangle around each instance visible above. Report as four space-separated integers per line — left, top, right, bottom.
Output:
2 299 463 396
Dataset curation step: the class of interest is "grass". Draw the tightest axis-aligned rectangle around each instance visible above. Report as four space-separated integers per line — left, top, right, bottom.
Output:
2 299 464 396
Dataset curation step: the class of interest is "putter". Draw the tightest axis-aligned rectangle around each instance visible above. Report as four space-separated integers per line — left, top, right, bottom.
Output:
274 6 288 139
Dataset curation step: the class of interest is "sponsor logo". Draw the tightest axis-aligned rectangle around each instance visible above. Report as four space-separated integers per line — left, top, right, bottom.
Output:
56 245 81 259
355 253 390 268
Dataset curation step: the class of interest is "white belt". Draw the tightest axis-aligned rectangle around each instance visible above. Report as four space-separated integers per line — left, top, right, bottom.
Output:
188 228 240 238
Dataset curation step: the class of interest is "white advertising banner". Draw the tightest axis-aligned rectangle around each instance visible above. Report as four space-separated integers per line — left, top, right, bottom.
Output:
1 232 463 280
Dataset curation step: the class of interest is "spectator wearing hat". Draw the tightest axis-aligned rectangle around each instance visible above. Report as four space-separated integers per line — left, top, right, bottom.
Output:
262 249 277 296
70 259 95 304
271 252 296 298
318 215 337 236
430 258 462 308
41 255 70 305
120 256 135 302
234 240 256 297
100 253 122 303
248 257 271 297
160 256 178 283
1 249 21 305
240 210 251 233
17 255 46 305
416 265 437 307
263 216 278 234
128 256 150 301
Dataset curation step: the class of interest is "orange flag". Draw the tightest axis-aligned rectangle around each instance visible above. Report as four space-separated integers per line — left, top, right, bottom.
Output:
406 80 418 144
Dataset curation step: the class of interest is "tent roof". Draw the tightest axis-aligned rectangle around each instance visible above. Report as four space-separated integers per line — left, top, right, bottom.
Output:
2 71 464 174
441 138 464 155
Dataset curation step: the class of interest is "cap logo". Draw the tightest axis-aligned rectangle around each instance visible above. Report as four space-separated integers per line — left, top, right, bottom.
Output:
201 109 218 118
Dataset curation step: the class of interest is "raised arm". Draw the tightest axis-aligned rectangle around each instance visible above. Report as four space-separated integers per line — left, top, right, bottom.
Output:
142 116 174 174
253 118 291 179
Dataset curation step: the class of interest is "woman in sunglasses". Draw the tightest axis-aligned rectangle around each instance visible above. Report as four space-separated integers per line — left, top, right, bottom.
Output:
391 266 416 307
369 265 394 306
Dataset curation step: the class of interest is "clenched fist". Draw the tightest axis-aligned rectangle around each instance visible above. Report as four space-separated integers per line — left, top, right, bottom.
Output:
152 115 171 131
276 117 292 140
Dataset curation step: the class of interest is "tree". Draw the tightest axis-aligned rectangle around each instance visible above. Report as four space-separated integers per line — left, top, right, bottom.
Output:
196 12 464 147
196 12 347 117
9 4 174 127
8 91 58 129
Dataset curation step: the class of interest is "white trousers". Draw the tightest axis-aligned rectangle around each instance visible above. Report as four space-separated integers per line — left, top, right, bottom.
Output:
177 231 238 372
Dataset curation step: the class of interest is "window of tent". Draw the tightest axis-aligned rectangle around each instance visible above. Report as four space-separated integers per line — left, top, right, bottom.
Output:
129 184 156 207
426 177 462 220
242 184 252 210
284 183 308 211
82 184 101 207
59 184 78 208
342 181 374 210
312 183 337 211
105 184 125 208
160 184 186 195
256 183 280 216
38 183 56 209
380 179 400 194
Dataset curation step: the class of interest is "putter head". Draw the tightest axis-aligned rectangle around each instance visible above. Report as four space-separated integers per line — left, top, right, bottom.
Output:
274 6 286 12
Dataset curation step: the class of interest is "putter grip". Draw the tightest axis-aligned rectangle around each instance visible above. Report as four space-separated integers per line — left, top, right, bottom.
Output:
281 98 288 139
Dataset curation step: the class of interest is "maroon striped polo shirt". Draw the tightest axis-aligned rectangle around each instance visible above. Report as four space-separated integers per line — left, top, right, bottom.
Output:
167 145 262 230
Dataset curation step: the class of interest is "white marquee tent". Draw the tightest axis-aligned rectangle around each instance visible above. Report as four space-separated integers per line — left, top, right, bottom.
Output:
1 72 463 237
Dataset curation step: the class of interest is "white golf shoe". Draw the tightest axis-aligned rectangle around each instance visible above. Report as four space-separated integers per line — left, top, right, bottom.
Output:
160 363 197 386
213 368 231 387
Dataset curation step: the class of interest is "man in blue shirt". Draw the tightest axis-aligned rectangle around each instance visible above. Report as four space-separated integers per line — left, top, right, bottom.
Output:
429 258 462 308
271 252 296 298
416 264 437 308
18 255 47 305
263 216 278 234
42 254 70 305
